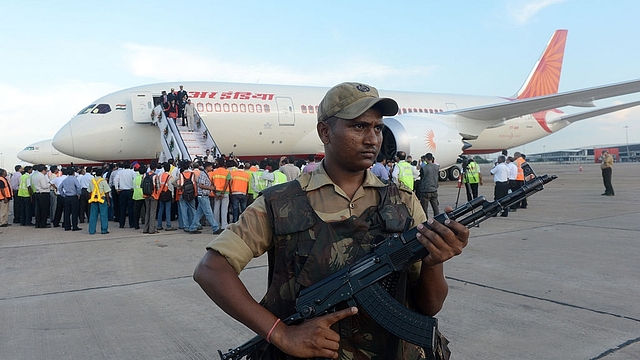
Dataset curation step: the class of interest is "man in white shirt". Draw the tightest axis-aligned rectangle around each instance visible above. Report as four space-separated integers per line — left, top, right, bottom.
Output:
490 156 509 217
505 157 519 212
32 165 52 228
114 162 136 228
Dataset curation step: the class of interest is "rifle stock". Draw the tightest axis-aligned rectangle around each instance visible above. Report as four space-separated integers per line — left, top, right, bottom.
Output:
218 166 557 360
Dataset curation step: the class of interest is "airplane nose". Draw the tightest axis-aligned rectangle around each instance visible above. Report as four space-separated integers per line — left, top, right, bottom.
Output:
52 123 75 157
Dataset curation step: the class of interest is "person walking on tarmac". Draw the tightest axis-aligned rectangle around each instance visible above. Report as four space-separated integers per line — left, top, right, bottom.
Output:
194 82 469 360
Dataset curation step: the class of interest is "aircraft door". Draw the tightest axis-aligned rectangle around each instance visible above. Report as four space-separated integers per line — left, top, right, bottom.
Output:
275 97 295 126
131 91 154 123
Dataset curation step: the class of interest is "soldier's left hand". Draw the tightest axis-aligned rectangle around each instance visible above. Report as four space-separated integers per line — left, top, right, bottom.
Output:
416 211 469 267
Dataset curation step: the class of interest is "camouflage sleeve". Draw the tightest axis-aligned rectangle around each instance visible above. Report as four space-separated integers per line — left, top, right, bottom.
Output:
206 196 274 274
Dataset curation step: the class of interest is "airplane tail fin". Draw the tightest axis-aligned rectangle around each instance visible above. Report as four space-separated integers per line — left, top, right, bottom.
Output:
514 29 568 99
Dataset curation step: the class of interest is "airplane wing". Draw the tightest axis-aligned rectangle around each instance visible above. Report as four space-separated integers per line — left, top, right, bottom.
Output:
557 99 640 124
452 78 640 121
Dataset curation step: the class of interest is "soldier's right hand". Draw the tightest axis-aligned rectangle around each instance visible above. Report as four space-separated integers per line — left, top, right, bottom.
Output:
270 307 358 359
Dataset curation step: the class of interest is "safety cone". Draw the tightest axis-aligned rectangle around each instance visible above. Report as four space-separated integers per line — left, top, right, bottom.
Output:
457 174 462 188
579 165 583 171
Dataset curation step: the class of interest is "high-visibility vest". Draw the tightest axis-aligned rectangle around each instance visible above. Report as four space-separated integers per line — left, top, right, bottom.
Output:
515 157 525 181
18 173 31 197
250 170 271 193
396 161 414 190
133 174 144 200
464 162 480 184
158 172 171 198
0 177 12 201
230 169 250 194
273 170 287 185
212 168 230 194
88 178 106 203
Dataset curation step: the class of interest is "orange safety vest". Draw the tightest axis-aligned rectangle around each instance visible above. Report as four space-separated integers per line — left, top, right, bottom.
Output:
146 171 161 200
158 172 171 193
207 170 216 197
0 177 12 200
230 169 250 194
515 157 525 181
176 170 197 200
211 168 231 194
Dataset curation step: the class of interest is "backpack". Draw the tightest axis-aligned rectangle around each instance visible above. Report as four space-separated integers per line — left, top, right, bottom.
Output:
181 173 195 201
142 173 155 196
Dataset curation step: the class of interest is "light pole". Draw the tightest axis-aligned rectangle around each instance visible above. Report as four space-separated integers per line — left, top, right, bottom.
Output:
624 126 630 162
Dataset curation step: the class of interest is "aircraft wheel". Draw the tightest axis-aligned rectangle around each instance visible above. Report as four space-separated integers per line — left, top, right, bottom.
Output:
438 170 449 182
448 166 461 181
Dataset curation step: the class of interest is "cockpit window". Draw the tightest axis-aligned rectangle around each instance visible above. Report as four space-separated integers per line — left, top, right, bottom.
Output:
77 103 111 115
23 146 35 151
78 104 97 115
91 104 111 114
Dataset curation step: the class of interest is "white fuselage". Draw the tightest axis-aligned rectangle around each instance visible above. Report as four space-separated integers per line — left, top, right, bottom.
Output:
51 82 569 166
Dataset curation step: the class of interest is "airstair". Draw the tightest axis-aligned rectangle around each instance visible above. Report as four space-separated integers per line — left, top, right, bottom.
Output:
151 105 221 163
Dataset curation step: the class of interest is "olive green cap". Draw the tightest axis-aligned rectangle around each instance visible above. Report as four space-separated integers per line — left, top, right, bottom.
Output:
317 82 399 122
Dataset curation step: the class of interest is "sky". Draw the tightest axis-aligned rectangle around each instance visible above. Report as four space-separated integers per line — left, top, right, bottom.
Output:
1 0 640 168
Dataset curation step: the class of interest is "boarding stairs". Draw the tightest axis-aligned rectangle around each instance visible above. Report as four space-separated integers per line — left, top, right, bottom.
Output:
150 105 221 163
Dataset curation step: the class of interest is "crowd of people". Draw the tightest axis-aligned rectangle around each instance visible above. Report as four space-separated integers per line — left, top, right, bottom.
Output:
0 153 325 235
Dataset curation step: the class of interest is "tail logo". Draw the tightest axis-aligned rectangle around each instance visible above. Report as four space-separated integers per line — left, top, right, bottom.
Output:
516 29 568 99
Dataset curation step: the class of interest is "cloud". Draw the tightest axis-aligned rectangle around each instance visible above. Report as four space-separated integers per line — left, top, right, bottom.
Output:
0 80 119 166
507 0 567 25
121 43 435 88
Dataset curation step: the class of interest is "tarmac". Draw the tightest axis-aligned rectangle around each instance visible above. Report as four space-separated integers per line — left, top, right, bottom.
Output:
0 163 638 360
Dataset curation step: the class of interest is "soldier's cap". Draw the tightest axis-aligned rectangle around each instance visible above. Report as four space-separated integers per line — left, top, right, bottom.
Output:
317 82 398 122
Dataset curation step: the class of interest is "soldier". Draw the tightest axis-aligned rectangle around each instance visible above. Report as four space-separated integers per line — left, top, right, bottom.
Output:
194 82 469 359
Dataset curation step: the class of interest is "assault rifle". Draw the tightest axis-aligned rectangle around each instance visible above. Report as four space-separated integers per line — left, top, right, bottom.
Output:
219 163 556 360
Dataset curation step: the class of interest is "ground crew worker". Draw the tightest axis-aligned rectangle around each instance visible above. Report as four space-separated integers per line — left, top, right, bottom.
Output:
88 168 111 235
393 151 414 190
229 164 250 223
17 166 33 226
194 82 469 360
0 168 12 227
513 152 527 209
462 158 482 201
211 160 231 230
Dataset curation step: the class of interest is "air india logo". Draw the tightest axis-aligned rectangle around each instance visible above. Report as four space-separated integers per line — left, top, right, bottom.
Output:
425 128 436 151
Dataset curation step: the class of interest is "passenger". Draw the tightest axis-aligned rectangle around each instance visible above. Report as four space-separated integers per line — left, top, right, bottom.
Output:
184 99 196 131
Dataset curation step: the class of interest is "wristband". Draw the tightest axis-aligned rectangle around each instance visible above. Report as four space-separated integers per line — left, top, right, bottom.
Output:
266 318 281 343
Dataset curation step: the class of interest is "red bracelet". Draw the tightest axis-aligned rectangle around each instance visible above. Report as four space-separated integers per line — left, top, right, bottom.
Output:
266 318 281 343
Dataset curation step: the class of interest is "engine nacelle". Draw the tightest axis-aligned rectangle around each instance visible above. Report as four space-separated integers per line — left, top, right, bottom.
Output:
381 114 464 169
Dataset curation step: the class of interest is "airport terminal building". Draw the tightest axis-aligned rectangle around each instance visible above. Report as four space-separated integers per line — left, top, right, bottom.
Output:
525 143 640 163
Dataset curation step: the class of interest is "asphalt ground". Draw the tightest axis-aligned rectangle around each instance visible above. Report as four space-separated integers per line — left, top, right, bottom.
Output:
0 163 638 360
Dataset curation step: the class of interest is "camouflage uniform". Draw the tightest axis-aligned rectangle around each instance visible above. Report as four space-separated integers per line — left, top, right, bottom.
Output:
207 162 434 360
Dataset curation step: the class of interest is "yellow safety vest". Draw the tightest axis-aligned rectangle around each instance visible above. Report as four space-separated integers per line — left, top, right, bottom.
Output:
88 178 106 203
464 162 480 184
397 161 414 190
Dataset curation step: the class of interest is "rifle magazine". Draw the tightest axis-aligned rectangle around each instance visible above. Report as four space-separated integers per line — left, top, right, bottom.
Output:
354 282 439 359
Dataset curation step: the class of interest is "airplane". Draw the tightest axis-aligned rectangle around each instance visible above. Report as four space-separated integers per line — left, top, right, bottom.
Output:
51 30 640 180
17 139 102 166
